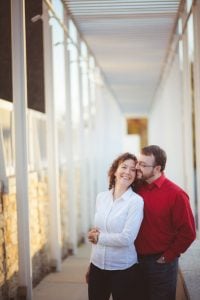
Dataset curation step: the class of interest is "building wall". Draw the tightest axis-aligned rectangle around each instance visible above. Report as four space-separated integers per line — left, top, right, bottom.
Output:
95 87 125 195
0 1 125 296
0 172 50 299
148 1 200 228
0 180 18 300
29 172 50 286
149 54 185 188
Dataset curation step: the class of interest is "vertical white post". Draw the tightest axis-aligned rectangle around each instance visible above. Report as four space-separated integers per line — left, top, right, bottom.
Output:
95 85 107 194
43 3 61 271
87 66 93 224
181 11 195 211
77 38 89 238
11 0 32 299
193 0 200 233
80 48 93 228
88 59 96 220
63 14 78 254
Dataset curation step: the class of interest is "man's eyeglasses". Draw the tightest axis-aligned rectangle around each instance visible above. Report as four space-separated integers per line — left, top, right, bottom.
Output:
137 162 156 168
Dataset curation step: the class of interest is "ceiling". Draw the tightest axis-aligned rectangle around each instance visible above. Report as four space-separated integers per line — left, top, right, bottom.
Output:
63 0 182 115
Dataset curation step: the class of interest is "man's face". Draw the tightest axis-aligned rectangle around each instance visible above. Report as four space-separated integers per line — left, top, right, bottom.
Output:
136 154 157 183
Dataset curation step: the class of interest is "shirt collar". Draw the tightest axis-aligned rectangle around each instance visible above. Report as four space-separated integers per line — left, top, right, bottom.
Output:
121 187 133 200
110 186 133 201
147 173 165 189
154 173 165 188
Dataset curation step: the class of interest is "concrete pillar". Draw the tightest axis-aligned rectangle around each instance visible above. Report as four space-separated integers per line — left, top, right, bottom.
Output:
78 39 89 237
88 57 96 221
43 2 61 271
11 0 32 299
64 15 78 253
181 10 195 211
193 0 200 232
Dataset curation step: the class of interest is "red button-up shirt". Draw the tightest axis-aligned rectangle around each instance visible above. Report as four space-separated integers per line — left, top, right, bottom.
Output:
135 174 196 262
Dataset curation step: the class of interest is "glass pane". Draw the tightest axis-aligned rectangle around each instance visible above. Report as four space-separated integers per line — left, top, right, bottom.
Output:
0 102 15 175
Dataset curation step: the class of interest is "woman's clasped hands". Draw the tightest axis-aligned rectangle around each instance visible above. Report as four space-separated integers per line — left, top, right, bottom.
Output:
88 228 100 244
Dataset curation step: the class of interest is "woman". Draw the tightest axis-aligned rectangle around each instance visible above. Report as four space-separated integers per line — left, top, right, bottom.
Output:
87 152 144 300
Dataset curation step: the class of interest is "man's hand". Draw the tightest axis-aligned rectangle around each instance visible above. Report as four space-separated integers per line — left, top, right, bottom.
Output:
156 256 166 264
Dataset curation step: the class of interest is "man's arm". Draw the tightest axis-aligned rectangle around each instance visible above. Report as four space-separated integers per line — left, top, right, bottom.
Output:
162 191 196 262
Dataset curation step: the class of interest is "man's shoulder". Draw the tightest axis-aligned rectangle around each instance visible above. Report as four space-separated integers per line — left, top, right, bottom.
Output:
163 177 188 196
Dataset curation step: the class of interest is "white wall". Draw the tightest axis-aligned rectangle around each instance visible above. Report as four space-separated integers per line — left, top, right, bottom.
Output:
94 86 125 194
123 134 141 156
148 54 185 188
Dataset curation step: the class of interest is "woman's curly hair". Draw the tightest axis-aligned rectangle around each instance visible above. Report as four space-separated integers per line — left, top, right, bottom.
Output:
108 152 137 190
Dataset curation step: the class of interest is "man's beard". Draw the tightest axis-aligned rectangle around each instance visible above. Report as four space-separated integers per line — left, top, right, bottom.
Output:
134 171 146 191
137 170 155 182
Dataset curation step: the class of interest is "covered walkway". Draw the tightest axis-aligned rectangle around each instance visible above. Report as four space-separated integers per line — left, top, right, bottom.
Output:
0 0 200 299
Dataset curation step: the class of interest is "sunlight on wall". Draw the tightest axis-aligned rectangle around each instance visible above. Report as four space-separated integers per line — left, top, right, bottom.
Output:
123 134 140 156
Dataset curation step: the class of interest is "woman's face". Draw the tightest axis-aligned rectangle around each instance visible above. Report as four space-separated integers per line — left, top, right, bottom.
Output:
114 159 136 188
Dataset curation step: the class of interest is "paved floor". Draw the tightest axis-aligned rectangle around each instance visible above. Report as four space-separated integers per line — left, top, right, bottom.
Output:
179 239 200 300
33 242 188 300
33 243 90 300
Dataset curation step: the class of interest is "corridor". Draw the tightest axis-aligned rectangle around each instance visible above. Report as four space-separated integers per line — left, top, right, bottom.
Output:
0 0 200 299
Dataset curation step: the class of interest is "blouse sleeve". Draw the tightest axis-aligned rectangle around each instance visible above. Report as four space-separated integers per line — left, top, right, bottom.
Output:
98 196 144 247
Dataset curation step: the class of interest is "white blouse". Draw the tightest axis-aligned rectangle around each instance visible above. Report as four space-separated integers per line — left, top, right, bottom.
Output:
90 187 144 270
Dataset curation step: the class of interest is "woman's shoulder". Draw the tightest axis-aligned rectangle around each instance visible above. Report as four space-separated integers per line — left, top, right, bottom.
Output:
130 190 144 205
96 190 111 200
97 190 110 196
95 190 112 208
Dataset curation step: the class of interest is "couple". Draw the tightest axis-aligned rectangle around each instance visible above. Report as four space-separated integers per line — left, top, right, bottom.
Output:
87 145 196 300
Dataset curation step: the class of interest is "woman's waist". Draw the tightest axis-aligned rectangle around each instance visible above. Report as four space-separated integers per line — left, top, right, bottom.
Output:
91 261 138 271
91 245 137 265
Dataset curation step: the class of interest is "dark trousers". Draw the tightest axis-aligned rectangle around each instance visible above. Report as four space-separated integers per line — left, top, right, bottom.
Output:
88 263 141 300
138 254 178 300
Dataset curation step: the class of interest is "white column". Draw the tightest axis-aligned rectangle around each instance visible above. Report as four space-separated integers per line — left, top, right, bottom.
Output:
43 3 61 271
95 85 107 193
88 59 96 222
193 0 200 232
63 14 78 254
81 50 93 228
78 38 89 238
181 11 195 211
11 1 32 299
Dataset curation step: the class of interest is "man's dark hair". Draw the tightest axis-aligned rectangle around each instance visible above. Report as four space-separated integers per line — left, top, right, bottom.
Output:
141 145 167 172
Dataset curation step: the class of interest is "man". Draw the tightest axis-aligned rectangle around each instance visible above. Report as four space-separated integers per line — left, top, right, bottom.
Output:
135 145 196 300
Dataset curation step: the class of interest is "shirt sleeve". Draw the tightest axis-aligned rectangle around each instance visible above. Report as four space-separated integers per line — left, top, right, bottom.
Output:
98 197 144 247
163 191 196 262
